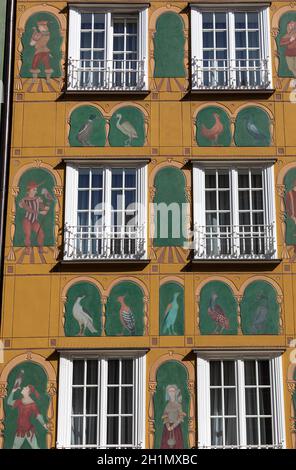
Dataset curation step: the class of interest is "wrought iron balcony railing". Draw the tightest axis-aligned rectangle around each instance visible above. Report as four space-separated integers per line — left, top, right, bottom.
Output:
192 58 271 90
194 223 276 260
64 224 146 260
67 58 146 91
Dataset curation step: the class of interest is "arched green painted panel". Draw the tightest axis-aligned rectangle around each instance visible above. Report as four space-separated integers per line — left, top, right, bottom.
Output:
109 106 145 147
159 282 184 336
4 361 50 449
69 106 106 147
105 281 144 336
199 281 238 335
20 12 62 79
234 107 271 147
153 12 186 78
241 281 279 335
154 167 187 247
196 107 231 147
64 282 102 336
293 367 296 423
284 168 296 247
14 169 56 249
276 12 296 78
154 360 189 449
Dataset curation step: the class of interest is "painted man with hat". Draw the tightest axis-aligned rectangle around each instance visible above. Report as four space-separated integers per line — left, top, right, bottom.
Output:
18 181 50 255
29 20 53 82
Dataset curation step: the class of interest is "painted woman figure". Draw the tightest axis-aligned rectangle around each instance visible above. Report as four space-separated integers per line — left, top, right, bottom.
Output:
7 382 48 449
161 384 186 449
280 20 296 77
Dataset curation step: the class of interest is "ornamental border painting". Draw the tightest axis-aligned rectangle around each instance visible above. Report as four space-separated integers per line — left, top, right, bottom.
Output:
240 281 280 335
2 361 50 449
64 281 102 337
17 7 65 93
199 281 238 335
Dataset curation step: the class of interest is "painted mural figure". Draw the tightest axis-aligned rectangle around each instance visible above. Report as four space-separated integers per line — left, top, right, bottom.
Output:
117 295 136 335
280 21 296 77
285 178 296 259
161 384 186 449
251 292 269 334
7 371 48 449
115 113 138 146
208 292 230 334
72 295 98 336
29 21 53 82
200 112 224 145
18 181 52 254
162 293 180 335
77 115 98 146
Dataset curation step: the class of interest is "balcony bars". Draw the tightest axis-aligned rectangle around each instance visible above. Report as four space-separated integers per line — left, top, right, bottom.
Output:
192 58 271 90
64 224 145 260
67 58 146 91
194 223 276 260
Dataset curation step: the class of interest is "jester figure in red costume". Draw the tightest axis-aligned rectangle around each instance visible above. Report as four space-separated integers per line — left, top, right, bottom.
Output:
285 178 296 260
7 381 48 449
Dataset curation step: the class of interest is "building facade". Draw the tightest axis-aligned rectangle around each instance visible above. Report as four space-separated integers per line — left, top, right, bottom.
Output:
0 0 296 449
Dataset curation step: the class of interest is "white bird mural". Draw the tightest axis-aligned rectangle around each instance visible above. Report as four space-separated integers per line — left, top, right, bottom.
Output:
115 113 138 146
72 295 97 336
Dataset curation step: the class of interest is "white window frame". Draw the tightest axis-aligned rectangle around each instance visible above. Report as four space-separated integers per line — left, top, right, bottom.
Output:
192 160 277 259
190 4 272 89
196 350 286 449
57 350 146 449
68 4 148 90
64 161 148 260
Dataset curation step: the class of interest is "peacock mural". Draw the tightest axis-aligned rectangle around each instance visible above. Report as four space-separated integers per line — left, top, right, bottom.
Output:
64 281 102 337
159 282 184 336
240 281 280 335
109 106 145 147
234 106 271 147
199 281 238 335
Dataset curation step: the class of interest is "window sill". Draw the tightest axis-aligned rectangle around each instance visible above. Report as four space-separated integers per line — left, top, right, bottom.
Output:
61 258 150 265
63 89 150 97
190 258 281 268
189 88 275 96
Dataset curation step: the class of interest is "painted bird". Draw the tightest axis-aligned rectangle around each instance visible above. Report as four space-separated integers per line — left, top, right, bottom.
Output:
200 113 224 145
161 292 180 335
41 188 54 201
72 295 97 336
244 116 269 145
208 292 230 334
251 293 269 334
115 114 138 146
13 369 25 389
117 295 136 335
77 114 97 146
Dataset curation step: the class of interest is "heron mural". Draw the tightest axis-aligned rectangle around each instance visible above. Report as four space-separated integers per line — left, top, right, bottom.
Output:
109 106 145 147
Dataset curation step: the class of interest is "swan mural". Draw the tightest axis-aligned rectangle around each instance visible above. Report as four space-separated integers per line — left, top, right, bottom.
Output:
109 106 145 146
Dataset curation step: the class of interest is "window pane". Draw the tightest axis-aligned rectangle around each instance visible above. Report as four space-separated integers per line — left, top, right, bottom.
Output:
238 173 249 188
248 13 259 29
258 361 270 385
107 417 119 445
259 388 271 415
122 359 133 384
215 13 226 29
86 387 98 414
72 388 83 414
235 13 246 29
245 388 257 415
85 417 97 445
108 360 119 384
78 191 89 210
112 171 123 188
210 389 222 416
260 418 273 445
210 361 222 385
94 14 105 30
239 212 250 226
125 171 136 188
71 416 83 445
219 191 230 210
205 173 216 189
203 12 213 29
248 31 259 48
252 191 263 210
94 32 105 49
224 389 236 415
121 416 133 445
78 171 89 188
92 172 102 188
218 173 229 188
235 31 246 48
211 418 223 446
81 32 92 49
239 191 250 210
86 360 98 384
225 418 237 446
246 417 259 445
113 21 124 34
121 387 133 414
223 361 235 386
125 190 136 209
216 32 227 48
203 31 214 49
206 191 217 210
245 361 256 385
81 13 92 30
107 387 119 413
73 360 84 385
